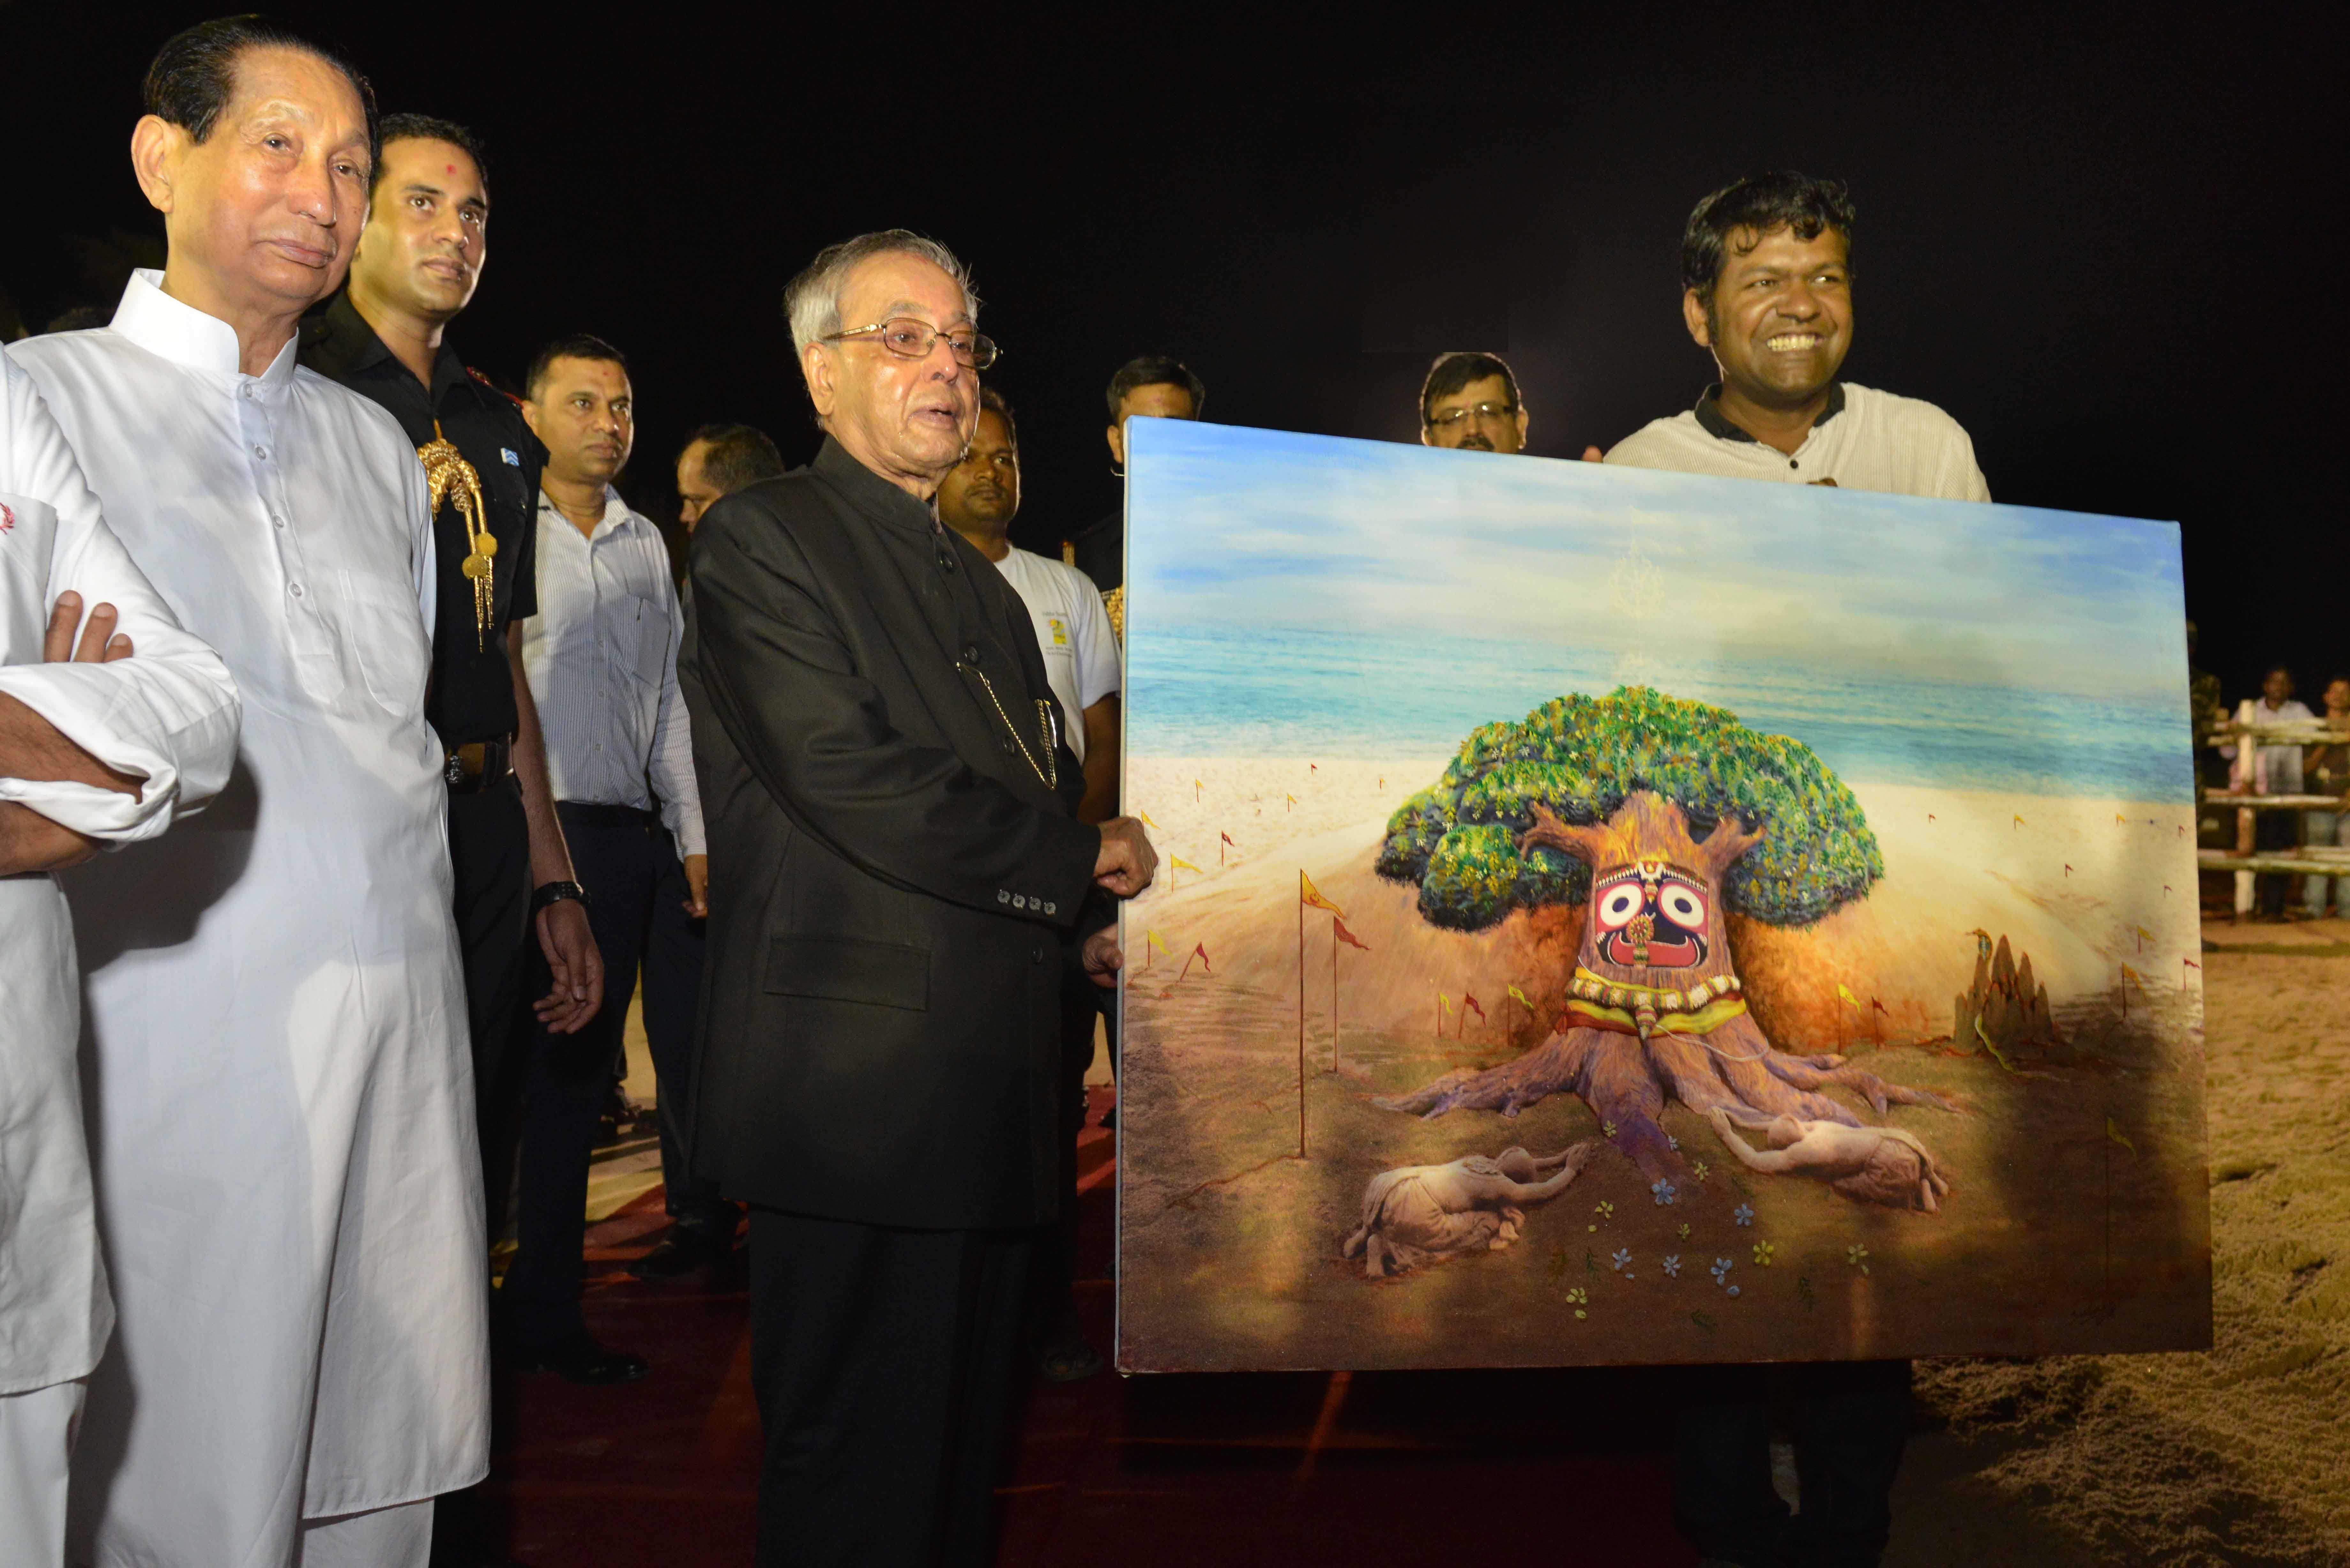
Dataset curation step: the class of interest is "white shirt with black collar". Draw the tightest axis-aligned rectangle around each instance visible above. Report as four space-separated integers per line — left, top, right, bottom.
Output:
1605 381 1991 502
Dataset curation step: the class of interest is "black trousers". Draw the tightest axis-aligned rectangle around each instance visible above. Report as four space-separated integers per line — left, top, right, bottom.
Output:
446 778 533 1245
748 1209 1033 1568
2255 806 2300 916
502 802 705 1346
1673 1359 1910 1568
1031 967 1103 1337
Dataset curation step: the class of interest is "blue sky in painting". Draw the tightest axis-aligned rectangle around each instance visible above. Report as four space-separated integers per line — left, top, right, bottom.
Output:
1124 419 2187 706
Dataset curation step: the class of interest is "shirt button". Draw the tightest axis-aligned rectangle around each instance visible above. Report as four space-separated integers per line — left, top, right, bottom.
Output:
289 583 304 598
1788 459 1799 470
271 514 286 530
253 444 270 461
963 644 981 662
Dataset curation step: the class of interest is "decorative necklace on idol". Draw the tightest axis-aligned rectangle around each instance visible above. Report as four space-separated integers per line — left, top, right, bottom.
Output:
417 420 497 650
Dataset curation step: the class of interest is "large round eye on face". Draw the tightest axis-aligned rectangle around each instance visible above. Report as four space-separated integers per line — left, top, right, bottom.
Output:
1660 880 1709 930
1595 879 1644 930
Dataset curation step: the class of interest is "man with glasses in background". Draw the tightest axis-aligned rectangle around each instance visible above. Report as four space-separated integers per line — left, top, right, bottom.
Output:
681 230 1156 1566
1419 351 1530 454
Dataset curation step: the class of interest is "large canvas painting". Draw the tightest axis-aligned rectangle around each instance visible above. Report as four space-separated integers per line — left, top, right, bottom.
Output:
1113 419 2209 1372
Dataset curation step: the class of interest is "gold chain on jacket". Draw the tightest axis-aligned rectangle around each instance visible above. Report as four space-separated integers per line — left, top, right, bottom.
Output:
963 660 1058 791
417 420 496 650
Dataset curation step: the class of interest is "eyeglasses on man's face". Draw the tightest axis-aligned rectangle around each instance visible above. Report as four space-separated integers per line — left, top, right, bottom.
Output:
1426 401 1519 429
822 316 1000 369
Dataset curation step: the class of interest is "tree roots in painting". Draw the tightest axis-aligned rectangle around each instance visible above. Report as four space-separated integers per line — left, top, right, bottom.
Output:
1376 1011 1952 1190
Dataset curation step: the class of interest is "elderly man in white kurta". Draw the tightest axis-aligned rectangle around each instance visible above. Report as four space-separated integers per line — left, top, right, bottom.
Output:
6 19 485 1565
0 353 239 1568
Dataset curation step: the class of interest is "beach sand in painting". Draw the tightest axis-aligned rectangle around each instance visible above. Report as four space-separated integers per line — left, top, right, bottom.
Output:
1115 755 2209 1372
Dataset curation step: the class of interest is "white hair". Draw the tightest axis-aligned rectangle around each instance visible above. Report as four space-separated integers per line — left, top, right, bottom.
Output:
784 230 980 356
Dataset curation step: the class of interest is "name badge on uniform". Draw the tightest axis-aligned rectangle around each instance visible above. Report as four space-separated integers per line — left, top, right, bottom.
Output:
1045 614 1070 648
501 448 521 467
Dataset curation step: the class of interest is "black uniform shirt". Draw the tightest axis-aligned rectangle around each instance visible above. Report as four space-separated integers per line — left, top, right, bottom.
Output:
299 290 544 746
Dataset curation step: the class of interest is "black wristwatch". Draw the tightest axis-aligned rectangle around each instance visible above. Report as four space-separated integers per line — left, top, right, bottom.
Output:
531 879 590 916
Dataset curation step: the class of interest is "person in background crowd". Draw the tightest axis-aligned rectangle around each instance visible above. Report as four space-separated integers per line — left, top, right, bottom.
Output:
681 229 1156 1566
677 422 786 532
2301 676 2350 918
629 434 781 1277
507 334 707 1379
0 351 239 1568
2233 665 2314 920
9 19 487 1562
1420 350 1529 453
1064 352 1205 620
1603 169 1990 1568
936 383 1123 1381
299 114 603 1272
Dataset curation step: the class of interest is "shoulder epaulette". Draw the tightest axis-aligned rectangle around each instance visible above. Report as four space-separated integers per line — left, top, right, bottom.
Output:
466 366 528 409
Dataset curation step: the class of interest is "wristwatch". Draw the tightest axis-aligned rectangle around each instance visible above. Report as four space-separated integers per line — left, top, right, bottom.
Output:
531 879 590 916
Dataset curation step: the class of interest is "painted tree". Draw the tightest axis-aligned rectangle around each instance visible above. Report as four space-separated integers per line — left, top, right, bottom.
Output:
1375 687 1949 1202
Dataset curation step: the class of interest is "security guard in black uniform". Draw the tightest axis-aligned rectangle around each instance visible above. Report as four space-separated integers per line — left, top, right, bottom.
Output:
301 115 604 1253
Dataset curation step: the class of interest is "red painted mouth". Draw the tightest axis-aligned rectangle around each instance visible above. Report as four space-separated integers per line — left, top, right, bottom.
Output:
1598 929 1706 969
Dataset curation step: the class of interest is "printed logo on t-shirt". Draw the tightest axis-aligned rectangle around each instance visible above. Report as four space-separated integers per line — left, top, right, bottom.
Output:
501 448 521 467
1044 614 1069 648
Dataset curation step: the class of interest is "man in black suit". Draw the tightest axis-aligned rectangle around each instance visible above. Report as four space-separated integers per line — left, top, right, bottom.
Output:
680 229 1156 1568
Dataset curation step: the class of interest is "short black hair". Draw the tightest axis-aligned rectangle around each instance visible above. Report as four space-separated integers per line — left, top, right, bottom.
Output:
684 423 785 496
1105 354 1204 423
144 16 378 173
527 333 628 401
374 111 487 195
978 385 1018 449
1680 171 1856 303
42 305 114 335
1420 351 1521 426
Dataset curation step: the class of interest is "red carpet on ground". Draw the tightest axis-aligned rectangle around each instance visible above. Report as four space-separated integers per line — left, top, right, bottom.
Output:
480 1089 1695 1565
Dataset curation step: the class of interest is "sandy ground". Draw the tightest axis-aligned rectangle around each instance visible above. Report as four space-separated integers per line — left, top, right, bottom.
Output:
1884 917 2350 1568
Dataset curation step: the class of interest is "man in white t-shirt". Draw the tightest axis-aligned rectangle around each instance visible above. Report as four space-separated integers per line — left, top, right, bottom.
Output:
940 386 1120 822
1603 170 1990 1568
938 383 1122 1383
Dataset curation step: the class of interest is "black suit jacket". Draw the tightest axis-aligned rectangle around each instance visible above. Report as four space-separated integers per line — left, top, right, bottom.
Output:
680 438 1100 1230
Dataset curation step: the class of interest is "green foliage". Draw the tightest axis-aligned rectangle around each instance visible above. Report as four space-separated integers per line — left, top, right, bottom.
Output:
1375 686 1882 931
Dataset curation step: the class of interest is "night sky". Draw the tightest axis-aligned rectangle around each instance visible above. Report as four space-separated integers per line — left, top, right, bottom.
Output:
1 3 2338 702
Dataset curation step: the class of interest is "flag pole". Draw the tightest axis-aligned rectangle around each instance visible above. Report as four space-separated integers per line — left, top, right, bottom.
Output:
1330 920 1339 1074
1296 876 1306 1158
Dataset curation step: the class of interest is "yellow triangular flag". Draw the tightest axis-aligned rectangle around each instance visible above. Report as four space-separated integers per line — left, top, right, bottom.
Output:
1140 810 1160 829
1171 856 1202 874
1507 983 1533 1009
1147 929 1170 955
2135 925 2155 944
1836 983 1861 1008
1300 870 1346 917
2105 1117 2136 1154
1440 992 1455 1014
2120 963 2144 987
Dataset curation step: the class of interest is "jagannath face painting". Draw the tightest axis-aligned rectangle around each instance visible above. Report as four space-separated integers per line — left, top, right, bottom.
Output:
1589 859 1712 971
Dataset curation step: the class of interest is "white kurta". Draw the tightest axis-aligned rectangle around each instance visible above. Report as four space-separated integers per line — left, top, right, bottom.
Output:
0 351 239 1399
8 272 488 1561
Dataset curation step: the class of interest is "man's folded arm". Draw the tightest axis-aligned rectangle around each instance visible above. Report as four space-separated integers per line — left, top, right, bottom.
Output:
689 504 1095 923
0 363 239 842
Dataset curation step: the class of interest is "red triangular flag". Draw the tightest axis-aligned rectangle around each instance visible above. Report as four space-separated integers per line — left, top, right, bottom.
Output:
1220 831 1235 846
1332 917 1370 952
1463 992 1487 1021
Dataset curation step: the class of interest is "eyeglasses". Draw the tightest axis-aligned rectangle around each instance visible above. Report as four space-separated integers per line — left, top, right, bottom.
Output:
1427 401 1520 429
822 317 1000 369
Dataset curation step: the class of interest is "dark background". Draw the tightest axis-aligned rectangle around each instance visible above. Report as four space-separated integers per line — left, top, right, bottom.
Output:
0 2 2337 703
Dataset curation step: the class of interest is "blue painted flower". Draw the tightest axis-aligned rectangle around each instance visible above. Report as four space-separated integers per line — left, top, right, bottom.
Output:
1727 1285 1740 1298
1650 1178 1678 1207
1733 1203 1755 1227
1611 1248 1632 1272
1667 1134 1681 1152
1661 1255 1682 1278
1710 1257 1734 1286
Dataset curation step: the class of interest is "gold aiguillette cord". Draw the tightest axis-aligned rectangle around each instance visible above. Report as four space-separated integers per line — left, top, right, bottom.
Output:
417 420 496 650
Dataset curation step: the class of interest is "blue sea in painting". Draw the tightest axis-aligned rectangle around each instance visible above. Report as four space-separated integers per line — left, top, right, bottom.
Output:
1123 420 2193 803
1126 625 2191 802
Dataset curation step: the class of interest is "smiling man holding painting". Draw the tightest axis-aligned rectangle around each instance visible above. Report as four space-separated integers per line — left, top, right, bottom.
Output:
1603 170 1992 1568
